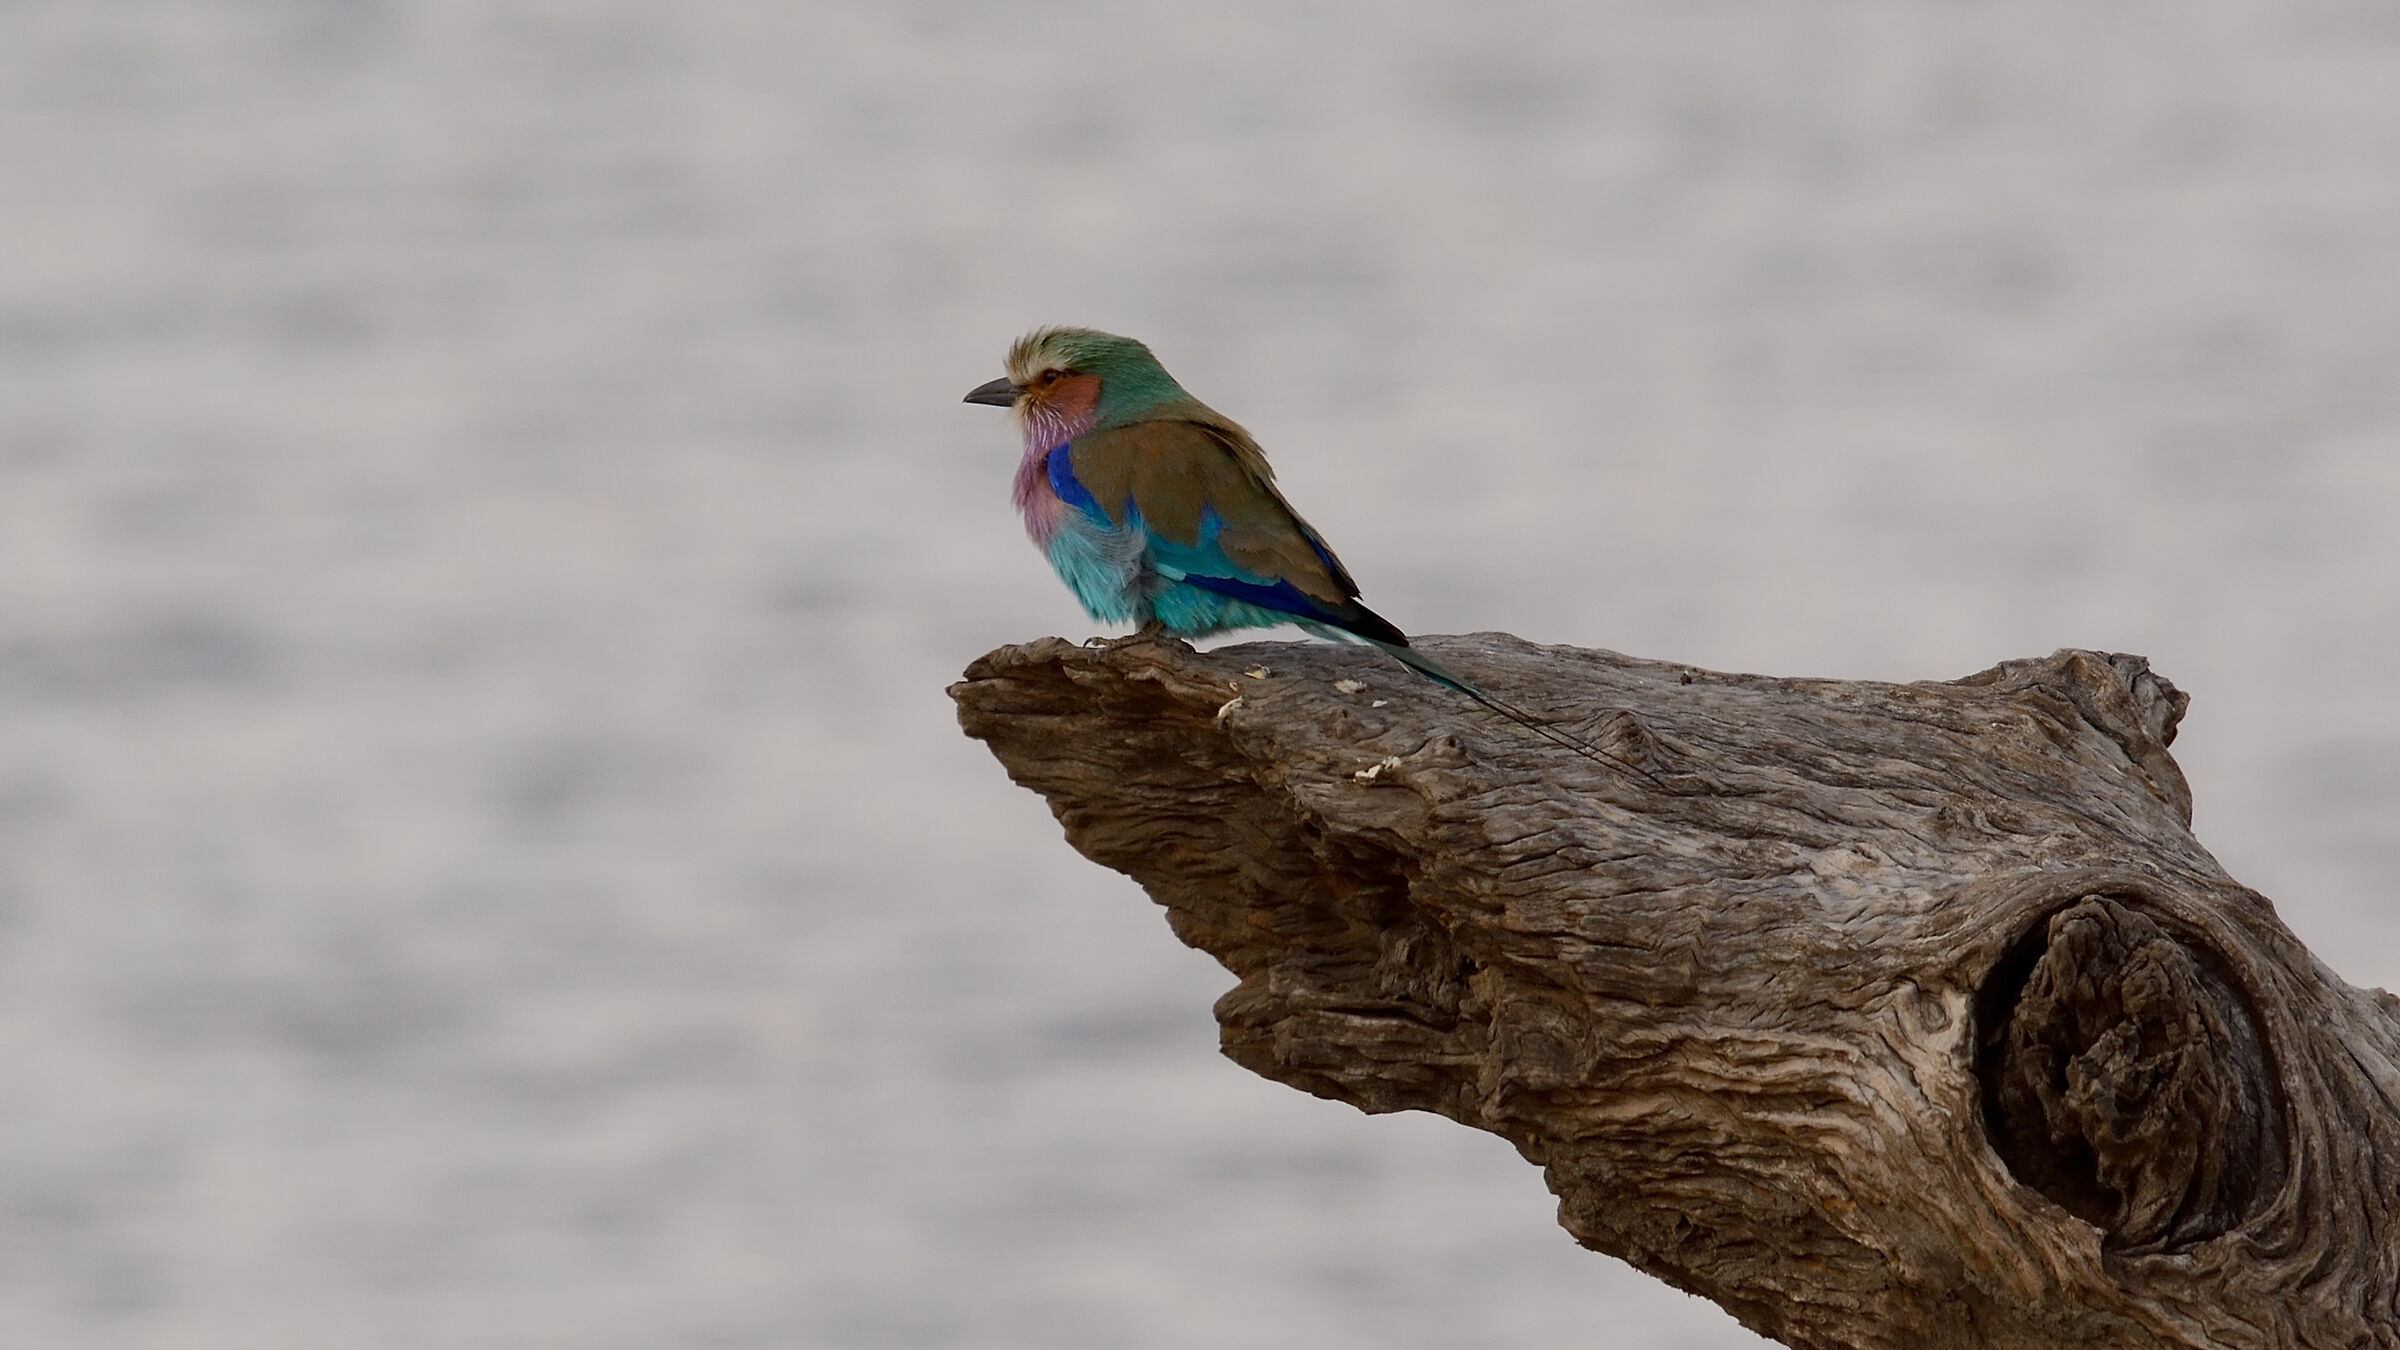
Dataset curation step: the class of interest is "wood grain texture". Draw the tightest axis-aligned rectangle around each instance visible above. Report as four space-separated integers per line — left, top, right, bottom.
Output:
951 633 2400 1350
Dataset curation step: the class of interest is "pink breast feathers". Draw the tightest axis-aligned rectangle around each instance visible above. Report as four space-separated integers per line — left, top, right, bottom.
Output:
1009 375 1102 546
1012 443 1067 545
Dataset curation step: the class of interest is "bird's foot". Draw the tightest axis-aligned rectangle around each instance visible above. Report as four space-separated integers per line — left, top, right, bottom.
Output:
1092 622 1182 651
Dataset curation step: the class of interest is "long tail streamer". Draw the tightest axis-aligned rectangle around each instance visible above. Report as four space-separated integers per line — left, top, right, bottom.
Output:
1356 637 1664 787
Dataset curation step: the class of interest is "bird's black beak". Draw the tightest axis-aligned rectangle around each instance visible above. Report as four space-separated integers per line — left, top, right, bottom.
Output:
962 376 1019 407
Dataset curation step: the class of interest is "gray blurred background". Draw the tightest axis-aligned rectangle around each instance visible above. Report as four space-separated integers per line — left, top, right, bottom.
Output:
2 2 2396 1347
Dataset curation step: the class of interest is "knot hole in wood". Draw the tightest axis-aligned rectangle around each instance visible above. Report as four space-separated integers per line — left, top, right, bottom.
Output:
1976 894 2288 1252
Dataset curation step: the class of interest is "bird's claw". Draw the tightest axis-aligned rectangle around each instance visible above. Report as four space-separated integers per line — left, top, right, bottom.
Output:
1091 623 1179 652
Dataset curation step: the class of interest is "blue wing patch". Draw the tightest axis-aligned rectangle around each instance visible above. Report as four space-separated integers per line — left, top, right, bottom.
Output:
1047 444 1109 523
1179 572 1344 623
1145 505 1344 624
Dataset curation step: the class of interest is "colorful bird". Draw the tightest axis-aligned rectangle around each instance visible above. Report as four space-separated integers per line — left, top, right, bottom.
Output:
963 326 1646 778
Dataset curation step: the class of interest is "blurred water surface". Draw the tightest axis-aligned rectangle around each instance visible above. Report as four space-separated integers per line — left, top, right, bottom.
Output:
1 2 2397 1347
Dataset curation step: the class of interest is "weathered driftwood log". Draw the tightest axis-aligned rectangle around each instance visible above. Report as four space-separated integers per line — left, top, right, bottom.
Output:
951 633 2400 1350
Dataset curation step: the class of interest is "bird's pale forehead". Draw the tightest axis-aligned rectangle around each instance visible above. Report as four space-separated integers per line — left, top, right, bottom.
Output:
1005 334 1063 381
1006 328 1087 381
1004 326 1151 383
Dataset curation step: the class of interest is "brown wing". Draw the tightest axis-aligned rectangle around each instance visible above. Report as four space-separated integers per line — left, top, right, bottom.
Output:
1067 411 1357 605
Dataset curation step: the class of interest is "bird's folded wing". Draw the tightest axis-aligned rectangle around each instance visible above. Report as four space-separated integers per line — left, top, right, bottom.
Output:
1064 417 1358 605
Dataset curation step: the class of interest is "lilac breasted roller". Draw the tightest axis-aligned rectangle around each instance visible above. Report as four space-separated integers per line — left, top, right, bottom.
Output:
964 326 1648 778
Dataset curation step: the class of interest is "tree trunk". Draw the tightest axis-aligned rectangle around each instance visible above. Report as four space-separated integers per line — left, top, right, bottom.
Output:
949 633 2400 1350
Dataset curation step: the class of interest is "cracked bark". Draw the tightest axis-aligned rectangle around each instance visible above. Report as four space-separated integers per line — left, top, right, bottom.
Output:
949 633 2400 1350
